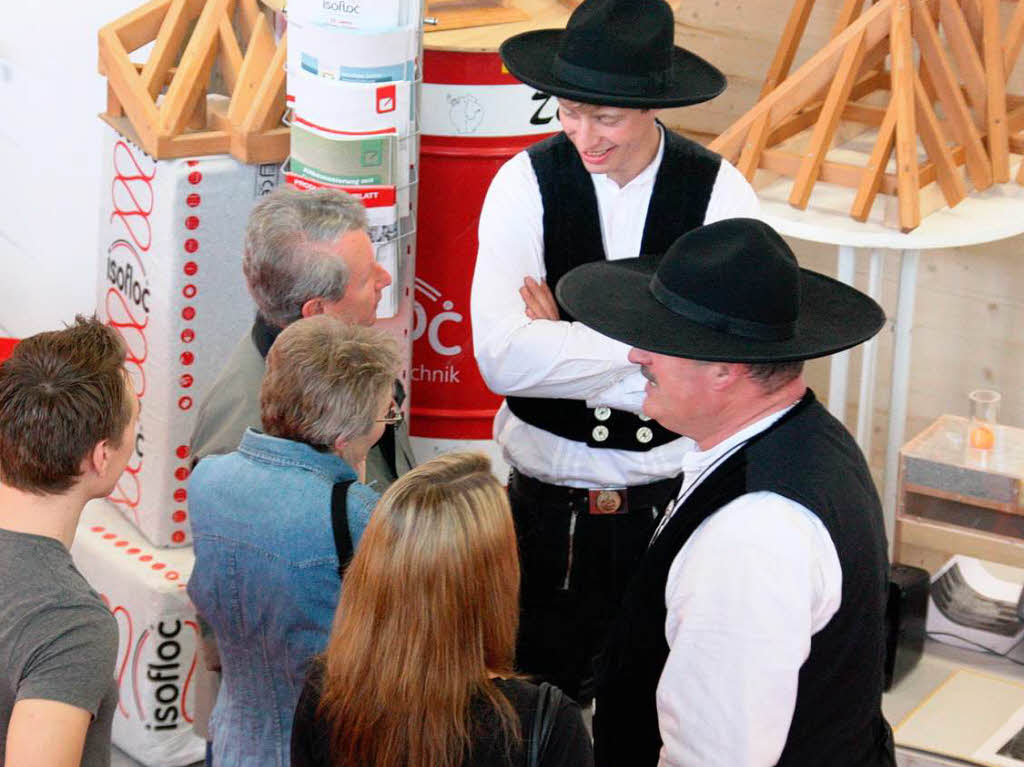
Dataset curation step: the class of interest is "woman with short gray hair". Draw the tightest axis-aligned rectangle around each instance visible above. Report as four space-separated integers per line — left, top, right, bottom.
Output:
187 315 400 767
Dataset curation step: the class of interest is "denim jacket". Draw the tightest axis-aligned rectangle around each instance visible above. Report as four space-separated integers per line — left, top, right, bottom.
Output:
187 428 379 767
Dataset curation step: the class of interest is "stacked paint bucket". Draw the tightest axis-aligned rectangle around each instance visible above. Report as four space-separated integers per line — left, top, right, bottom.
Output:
284 0 423 394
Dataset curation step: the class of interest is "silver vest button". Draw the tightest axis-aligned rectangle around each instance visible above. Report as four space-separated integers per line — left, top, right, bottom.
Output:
594 406 611 421
638 413 652 422
636 426 653 444
592 425 609 442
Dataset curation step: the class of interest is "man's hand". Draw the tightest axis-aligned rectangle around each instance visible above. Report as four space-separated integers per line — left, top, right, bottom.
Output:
520 277 559 321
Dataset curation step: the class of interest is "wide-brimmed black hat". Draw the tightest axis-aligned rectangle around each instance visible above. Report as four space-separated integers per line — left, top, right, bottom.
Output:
556 218 885 362
499 0 725 108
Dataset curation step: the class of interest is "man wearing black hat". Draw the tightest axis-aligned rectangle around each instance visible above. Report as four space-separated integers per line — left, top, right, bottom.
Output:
470 0 758 701
558 217 895 767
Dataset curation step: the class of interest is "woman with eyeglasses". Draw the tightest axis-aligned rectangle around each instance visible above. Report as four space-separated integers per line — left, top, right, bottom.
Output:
187 315 401 767
291 452 594 767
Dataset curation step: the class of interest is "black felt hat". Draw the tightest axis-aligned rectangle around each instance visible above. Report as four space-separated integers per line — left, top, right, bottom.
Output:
499 0 725 109
556 218 885 362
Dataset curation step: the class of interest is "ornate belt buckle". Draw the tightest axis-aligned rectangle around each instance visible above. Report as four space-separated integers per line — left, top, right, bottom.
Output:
588 488 628 515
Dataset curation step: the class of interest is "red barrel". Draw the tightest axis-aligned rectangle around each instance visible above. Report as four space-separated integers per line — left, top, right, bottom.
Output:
411 48 559 452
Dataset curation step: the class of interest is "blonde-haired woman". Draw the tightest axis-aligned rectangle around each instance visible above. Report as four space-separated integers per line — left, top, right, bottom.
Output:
292 453 594 767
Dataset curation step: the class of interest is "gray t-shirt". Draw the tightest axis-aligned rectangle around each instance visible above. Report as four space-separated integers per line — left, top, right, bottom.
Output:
0 528 118 766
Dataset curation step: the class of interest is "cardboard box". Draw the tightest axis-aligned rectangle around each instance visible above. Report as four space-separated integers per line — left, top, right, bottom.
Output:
71 500 204 767
96 123 281 547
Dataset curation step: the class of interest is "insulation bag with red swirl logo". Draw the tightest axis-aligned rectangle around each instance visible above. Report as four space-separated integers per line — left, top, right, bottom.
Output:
71 499 204 767
95 123 282 548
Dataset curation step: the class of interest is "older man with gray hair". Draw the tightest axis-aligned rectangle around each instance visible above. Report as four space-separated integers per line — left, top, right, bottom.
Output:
191 185 413 481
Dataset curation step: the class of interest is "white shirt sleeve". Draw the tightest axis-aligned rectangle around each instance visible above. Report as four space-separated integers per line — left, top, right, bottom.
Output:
703 158 761 224
470 152 638 400
656 491 842 767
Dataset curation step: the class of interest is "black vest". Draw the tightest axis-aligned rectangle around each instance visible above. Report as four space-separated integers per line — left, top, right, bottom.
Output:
504 128 722 452
594 392 895 767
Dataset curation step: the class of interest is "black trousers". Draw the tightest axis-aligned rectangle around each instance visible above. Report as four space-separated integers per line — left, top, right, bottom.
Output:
508 469 680 702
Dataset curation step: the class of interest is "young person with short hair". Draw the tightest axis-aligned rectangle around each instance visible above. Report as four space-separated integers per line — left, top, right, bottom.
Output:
0 316 138 767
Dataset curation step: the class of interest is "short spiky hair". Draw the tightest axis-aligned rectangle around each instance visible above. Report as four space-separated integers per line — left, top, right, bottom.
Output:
0 316 131 494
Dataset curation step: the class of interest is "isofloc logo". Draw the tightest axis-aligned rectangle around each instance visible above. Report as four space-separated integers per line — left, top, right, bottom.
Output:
107 244 151 314
322 0 360 11
412 278 464 384
146 620 195 731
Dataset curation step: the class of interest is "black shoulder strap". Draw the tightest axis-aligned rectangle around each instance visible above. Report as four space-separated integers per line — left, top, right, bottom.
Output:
529 682 565 767
330 479 356 578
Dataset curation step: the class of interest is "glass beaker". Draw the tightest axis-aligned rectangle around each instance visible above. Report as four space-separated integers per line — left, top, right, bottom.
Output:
968 389 1001 450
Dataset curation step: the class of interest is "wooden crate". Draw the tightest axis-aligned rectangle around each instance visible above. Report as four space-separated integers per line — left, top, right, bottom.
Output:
895 414 1024 573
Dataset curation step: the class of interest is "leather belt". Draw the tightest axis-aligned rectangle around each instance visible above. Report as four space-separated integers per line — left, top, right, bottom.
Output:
510 469 681 516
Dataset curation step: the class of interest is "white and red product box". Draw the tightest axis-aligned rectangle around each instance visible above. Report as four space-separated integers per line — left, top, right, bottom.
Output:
71 499 204 767
96 123 281 547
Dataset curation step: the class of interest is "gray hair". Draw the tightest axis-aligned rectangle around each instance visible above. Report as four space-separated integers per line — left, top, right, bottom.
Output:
260 316 399 446
242 187 369 328
745 360 804 394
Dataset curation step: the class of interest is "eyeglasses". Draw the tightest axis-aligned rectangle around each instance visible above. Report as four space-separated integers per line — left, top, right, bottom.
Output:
376 401 404 426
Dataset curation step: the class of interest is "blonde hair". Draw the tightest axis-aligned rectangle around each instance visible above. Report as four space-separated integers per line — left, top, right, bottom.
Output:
319 453 521 767
259 315 398 446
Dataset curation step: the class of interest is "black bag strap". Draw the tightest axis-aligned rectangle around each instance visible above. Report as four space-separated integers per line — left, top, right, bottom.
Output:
529 682 564 767
330 479 356 579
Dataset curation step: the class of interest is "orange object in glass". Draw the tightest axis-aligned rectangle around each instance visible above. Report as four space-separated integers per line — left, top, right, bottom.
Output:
969 425 995 450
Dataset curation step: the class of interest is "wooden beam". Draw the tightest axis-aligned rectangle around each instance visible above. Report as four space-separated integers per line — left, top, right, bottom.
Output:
851 99 898 220
830 0 867 38
107 0 173 53
762 0 819 97
982 0 1010 181
106 82 125 118
1004 0 1024 74
227 12 275 126
790 27 870 208
893 0 920 231
99 32 161 149
241 29 287 132
218 15 245 92
160 0 233 135
140 0 195 99
913 0 993 190
710 0 894 161
962 0 984 51
237 0 263 44
737 119 771 180
914 75 968 207
765 70 890 145
939 0 987 118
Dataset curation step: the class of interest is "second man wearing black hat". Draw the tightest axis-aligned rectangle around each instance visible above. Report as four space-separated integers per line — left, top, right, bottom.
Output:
559 218 895 767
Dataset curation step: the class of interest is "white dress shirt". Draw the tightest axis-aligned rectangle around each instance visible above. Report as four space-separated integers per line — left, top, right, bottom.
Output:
471 127 761 487
655 407 843 767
